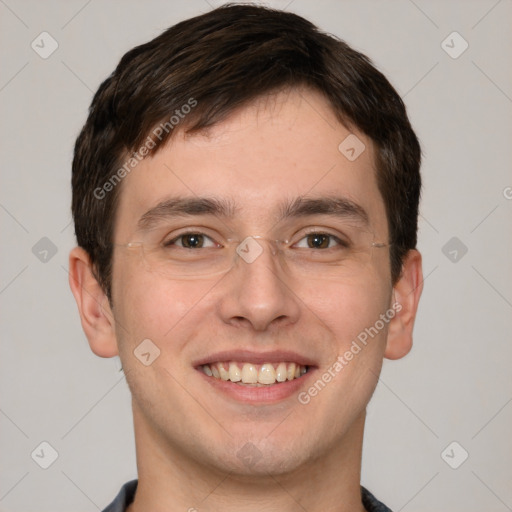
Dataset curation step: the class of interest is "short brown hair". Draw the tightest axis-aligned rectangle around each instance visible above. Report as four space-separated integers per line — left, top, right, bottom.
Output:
72 3 421 302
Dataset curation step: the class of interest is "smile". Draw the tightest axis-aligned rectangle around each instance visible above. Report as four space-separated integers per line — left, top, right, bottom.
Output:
200 361 309 385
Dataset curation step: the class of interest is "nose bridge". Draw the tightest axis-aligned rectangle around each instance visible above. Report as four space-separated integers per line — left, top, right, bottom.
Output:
218 236 300 331
234 236 279 264
234 236 286 295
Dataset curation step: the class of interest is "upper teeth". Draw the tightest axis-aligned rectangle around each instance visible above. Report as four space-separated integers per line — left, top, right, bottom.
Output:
201 362 308 385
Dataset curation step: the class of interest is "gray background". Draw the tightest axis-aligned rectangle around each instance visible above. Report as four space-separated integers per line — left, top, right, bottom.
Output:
1 0 511 510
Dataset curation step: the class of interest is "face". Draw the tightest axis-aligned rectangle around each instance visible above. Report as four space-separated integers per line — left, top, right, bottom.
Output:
106 88 400 476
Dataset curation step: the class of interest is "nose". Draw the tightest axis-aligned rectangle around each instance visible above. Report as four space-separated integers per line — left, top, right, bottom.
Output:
216 237 301 332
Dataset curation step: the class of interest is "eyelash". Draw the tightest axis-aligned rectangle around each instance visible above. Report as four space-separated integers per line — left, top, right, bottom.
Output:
164 232 218 249
294 231 349 249
163 230 350 249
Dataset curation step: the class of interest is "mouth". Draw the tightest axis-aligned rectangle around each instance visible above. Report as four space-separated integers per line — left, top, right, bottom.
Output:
193 350 317 403
199 361 310 386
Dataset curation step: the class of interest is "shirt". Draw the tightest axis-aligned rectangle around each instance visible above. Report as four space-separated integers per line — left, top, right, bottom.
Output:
101 479 393 512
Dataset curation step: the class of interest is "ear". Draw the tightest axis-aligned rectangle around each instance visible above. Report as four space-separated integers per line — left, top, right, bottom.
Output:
384 249 423 360
68 246 119 358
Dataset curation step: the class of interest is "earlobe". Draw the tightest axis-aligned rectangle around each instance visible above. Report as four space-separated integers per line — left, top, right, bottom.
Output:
384 249 423 360
68 247 119 358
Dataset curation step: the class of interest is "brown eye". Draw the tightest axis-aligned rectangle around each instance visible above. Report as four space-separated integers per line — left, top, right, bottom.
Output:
293 232 349 250
180 233 204 248
306 233 330 249
165 233 217 249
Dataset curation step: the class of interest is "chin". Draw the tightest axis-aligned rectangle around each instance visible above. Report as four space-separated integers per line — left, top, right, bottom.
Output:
227 449 308 479
209 433 312 478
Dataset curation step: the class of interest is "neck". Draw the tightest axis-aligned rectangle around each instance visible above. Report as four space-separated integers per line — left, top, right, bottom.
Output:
127 403 367 512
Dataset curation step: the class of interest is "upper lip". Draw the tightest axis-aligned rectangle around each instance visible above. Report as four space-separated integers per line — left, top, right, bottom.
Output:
192 349 318 368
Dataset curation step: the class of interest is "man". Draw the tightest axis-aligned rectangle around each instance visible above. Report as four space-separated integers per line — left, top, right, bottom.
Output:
69 4 423 511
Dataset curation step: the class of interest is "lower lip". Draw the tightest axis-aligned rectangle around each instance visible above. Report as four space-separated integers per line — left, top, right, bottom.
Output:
196 368 316 404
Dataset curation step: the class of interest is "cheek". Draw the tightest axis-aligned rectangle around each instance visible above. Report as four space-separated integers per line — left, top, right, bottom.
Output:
292 278 392 449
298 271 391 344
112 270 216 358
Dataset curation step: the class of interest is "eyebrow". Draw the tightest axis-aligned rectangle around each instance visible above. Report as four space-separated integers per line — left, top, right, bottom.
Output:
278 196 369 226
137 197 237 231
136 195 369 231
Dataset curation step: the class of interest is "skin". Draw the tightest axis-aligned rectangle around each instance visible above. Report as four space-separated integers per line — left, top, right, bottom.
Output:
69 87 423 512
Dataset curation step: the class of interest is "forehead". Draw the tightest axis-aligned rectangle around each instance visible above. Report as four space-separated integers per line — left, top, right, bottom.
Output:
114 88 388 240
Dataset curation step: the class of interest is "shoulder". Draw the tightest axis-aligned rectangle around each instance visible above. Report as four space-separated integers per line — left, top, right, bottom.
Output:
101 479 138 512
361 486 393 512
